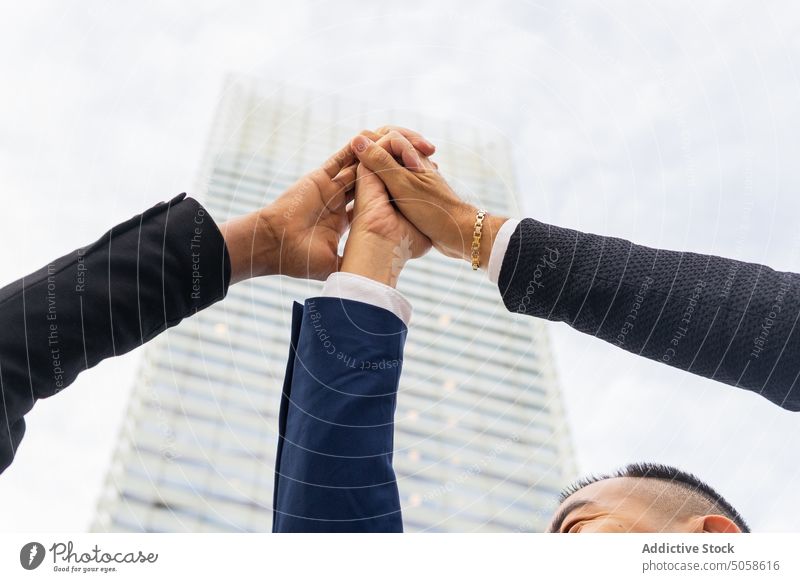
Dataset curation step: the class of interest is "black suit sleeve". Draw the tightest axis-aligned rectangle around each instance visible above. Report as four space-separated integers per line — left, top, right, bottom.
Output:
0 193 231 473
498 218 800 410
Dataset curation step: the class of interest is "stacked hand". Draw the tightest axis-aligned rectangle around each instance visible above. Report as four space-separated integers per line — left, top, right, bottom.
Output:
351 129 508 266
341 161 431 287
220 125 506 287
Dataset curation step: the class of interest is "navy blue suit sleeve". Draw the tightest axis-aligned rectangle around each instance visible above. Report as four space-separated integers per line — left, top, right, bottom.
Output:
0 194 231 473
273 297 406 532
498 218 800 410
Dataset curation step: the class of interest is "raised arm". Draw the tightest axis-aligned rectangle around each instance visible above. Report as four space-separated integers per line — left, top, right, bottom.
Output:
351 128 800 411
0 194 230 473
0 131 435 475
495 219 800 410
272 295 408 532
273 159 430 532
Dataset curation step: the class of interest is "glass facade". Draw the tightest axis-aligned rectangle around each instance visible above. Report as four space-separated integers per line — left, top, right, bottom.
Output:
91 77 576 533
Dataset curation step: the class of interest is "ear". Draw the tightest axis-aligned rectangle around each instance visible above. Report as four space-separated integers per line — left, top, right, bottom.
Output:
701 514 741 533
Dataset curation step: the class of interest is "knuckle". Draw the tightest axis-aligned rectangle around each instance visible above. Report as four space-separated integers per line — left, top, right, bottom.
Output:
360 128 381 142
367 148 386 163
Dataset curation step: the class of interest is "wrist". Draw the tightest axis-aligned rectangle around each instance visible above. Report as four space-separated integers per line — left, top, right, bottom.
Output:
220 208 280 284
455 207 507 267
435 203 479 261
341 234 405 288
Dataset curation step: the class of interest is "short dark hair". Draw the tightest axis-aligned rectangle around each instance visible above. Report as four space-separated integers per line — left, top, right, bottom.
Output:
559 462 750 533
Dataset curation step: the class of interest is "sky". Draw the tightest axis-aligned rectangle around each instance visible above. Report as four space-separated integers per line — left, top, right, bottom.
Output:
1 0 799 531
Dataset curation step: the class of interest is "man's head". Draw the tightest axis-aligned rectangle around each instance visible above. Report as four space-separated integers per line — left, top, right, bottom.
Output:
548 463 749 533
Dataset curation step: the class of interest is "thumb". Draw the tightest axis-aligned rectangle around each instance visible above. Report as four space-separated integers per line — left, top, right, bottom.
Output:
351 164 387 223
351 135 406 190
354 163 388 206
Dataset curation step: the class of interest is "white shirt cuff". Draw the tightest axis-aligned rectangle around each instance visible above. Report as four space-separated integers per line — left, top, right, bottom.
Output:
320 272 413 326
487 219 520 284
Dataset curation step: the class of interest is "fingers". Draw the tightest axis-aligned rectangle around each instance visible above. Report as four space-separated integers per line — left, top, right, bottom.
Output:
354 129 432 173
375 125 436 156
321 141 357 179
378 131 437 173
320 162 357 212
323 126 433 180
358 129 383 142
331 163 357 194
360 128 429 170
354 127 437 173
350 135 406 188
352 163 390 220
383 132 425 172
357 160 389 195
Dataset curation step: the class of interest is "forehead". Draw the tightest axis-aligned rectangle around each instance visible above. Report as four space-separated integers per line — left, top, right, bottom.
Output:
560 477 653 511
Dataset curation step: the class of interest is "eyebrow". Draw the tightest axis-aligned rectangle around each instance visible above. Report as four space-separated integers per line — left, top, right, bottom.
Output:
548 499 594 533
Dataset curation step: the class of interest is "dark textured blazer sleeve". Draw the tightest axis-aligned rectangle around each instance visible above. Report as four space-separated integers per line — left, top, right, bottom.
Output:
498 218 800 411
0 193 231 473
273 298 405 533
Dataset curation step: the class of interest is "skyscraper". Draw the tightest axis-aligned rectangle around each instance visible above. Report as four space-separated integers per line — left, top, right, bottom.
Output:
92 77 576 533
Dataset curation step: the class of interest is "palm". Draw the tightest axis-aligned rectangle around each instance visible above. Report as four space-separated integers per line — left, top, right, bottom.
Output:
269 160 353 280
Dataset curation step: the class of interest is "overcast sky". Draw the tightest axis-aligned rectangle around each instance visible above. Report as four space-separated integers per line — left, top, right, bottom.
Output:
1 0 799 532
